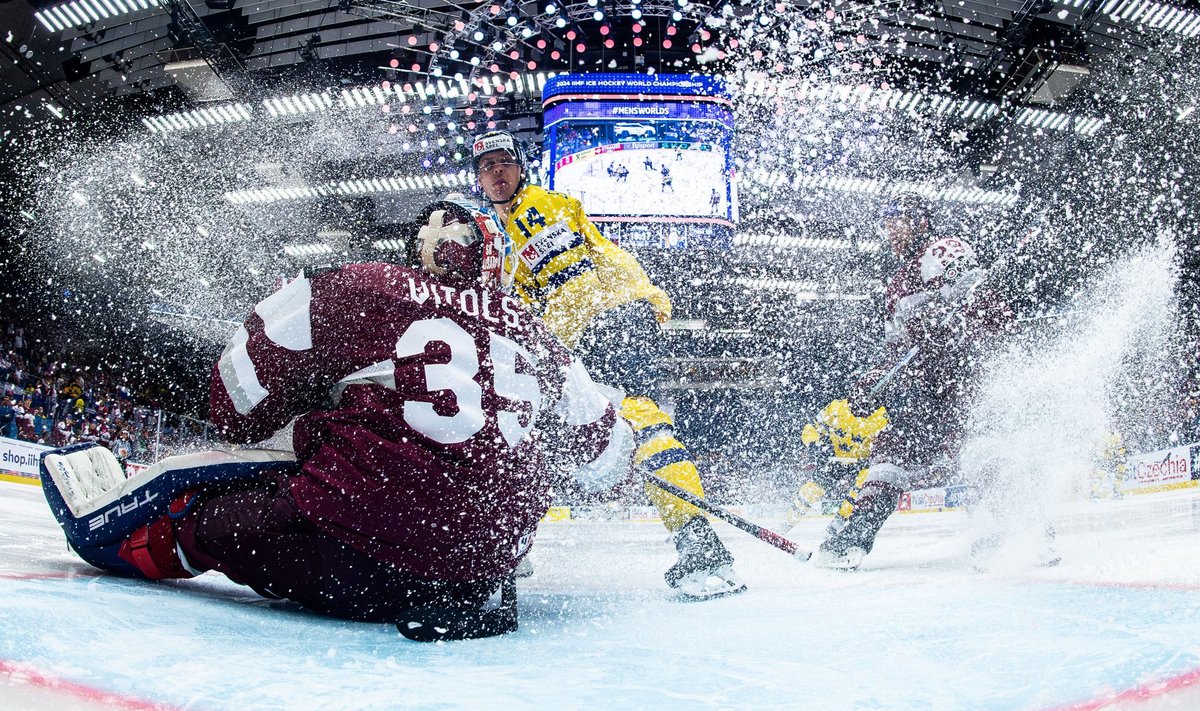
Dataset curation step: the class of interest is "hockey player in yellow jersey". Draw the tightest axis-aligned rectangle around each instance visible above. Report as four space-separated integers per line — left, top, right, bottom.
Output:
785 399 890 527
471 130 744 599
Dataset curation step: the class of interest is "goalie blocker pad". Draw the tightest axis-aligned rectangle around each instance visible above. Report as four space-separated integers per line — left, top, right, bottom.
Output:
40 443 298 574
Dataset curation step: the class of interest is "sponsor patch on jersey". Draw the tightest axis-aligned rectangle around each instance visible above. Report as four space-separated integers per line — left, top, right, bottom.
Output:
517 221 577 271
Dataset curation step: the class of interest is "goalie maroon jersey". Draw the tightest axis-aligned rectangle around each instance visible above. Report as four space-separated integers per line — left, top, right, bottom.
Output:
209 262 622 581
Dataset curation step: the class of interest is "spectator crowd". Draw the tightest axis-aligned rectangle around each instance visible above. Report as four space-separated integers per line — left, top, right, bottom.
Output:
0 321 206 467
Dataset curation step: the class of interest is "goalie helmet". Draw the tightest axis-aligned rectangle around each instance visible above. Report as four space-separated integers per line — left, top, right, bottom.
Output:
471 130 528 204
415 198 514 292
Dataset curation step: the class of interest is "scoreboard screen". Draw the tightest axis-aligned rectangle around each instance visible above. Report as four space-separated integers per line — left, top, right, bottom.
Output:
543 73 736 248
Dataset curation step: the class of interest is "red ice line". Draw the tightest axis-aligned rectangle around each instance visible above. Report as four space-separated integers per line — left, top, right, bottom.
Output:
1016 576 1200 592
0 658 179 711
1042 665 1200 711
0 570 100 581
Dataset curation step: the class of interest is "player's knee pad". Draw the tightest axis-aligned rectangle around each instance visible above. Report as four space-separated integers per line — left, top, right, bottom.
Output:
834 466 902 522
40 443 298 579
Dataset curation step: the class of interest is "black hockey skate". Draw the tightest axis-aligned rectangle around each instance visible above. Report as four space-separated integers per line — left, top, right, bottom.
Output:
665 516 746 601
812 481 903 571
813 538 867 571
396 576 518 642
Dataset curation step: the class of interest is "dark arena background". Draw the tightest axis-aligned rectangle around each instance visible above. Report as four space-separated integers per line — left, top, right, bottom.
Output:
2 1 1200 709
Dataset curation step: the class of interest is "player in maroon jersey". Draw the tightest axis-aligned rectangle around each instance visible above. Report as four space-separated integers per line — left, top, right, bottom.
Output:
812 193 1015 570
40 200 633 639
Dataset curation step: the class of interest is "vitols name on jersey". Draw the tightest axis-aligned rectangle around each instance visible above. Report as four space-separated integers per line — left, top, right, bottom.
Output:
209 262 623 582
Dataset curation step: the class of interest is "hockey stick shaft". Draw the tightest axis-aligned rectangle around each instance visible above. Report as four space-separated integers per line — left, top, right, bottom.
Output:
645 473 812 561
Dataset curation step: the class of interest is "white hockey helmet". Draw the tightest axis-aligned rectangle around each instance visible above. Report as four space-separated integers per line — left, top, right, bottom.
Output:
471 130 528 204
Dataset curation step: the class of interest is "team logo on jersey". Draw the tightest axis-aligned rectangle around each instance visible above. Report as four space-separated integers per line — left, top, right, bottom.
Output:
517 222 575 271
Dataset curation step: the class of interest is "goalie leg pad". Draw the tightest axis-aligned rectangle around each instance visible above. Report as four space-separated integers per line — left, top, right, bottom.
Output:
116 490 203 580
39 443 297 576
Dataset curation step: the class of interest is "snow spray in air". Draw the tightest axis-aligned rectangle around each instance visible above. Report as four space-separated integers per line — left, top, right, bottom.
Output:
959 240 1182 553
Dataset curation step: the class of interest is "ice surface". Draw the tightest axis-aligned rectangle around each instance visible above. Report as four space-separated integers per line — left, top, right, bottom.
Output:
2 479 1200 710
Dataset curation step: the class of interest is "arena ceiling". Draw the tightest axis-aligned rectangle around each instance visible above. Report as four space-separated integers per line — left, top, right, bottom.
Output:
1 0 1198 407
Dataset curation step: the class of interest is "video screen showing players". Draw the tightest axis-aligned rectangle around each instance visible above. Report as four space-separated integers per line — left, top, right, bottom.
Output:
550 118 731 222
542 73 736 233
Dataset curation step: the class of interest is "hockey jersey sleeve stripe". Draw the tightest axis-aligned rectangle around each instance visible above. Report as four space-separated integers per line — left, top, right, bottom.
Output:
531 260 595 299
638 444 690 474
217 326 269 416
253 274 314 351
632 422 673 444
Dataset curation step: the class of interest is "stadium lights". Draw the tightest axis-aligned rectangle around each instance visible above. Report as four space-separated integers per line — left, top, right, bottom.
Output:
798 293 871 301
1014 107 1106 135
223 173 473 205
282 243 335 257
142 103 253 133
733 234 855 250
736 72 1004 125
743 168 1020 207
1106 0 1200 36
727 277 868 301
224 186 329 205
265 92 334 117
143 71 556 136
35 0 164 33
830 83 997 126
733 277 820 292
372 238 406 251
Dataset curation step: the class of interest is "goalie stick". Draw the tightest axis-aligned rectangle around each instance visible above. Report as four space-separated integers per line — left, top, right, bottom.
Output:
396 575 518 642
647 474 813 562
